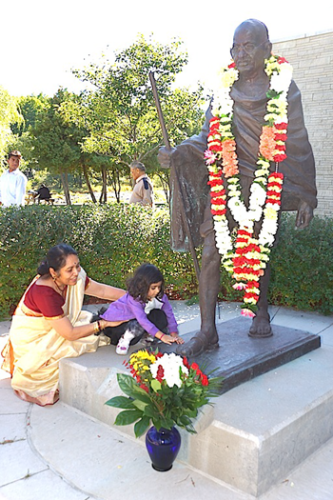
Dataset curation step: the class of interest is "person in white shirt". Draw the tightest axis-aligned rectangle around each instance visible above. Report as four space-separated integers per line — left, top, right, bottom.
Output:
0 150 28 207
129 161 154 208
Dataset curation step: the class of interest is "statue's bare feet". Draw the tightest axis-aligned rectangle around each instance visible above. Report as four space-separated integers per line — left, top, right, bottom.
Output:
248 314 272 338
176 329 219 357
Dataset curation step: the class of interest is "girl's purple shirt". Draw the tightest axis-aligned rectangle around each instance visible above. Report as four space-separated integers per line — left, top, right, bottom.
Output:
101 292 178 337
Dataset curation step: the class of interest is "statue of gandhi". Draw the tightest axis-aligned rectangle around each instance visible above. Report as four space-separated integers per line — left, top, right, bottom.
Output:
158 19 317 357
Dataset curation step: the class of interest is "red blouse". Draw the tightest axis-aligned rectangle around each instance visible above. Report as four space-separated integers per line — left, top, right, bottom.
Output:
23 276 91 318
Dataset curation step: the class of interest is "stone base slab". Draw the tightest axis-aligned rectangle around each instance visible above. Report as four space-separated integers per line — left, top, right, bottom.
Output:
160 316 321 393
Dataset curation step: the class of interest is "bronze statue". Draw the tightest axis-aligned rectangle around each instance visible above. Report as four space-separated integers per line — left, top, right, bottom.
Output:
158 19 317 356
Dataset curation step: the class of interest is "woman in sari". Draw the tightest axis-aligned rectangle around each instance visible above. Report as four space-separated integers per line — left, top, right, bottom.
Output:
1 243 125 406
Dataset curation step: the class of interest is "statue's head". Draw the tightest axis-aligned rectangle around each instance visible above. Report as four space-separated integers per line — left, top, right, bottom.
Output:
231 19 272 78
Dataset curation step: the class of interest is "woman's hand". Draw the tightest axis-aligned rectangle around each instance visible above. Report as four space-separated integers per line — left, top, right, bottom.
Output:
85 279 126 302
99 319 126 329
49 317 125 341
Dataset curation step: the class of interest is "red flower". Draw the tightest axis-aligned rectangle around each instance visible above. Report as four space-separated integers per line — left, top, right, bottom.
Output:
183 357 190 369
140 384 149 393
211 197 226 206
207 180 224 188
266 190 281 197
244 292 259 300
238 229 252 237
273 153 287 163
156 365 165 383
228 62 236 69
266 198 281 205
209 143 223 152
210 189 226 197
274 122 288 130
233 256 247 266
211 209 227 216
209 117 220 130
268 181 283 189
191 363 199 371
270 172 284 179
201 375 209 386
247 280 260 288
275 144 286 151
274 133 287 142
277 56 289 64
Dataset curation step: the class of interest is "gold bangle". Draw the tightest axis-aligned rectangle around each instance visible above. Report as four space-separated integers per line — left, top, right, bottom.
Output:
93 322 100 334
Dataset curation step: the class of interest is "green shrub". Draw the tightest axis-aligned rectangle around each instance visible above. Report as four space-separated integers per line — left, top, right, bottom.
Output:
0 207 332 319
269 213 333 315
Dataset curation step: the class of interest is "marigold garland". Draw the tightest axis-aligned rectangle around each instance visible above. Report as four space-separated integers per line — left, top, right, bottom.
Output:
205 55 292 316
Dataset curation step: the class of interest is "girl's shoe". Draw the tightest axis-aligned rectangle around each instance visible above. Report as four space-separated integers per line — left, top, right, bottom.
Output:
116 331 135 355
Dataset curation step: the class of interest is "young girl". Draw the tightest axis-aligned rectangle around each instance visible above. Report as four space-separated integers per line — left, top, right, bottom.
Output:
101 263 184 354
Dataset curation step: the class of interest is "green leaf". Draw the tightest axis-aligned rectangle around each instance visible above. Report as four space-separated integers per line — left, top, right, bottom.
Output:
117 373 149 401
105 396 135 409
133 399 148 412
114 409 143 426
151 379 161 392
134 416 151 438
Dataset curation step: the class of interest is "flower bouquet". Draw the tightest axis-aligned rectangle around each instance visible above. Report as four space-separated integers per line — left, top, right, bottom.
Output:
105 349 222 438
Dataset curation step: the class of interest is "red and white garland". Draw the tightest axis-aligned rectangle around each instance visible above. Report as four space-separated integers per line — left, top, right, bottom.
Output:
205 55 293 317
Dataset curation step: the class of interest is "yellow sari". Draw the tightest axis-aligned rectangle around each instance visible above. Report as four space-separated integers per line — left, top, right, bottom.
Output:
1 268 107 406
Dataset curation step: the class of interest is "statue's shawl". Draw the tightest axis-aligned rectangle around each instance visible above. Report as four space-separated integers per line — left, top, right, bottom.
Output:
169 80 317 252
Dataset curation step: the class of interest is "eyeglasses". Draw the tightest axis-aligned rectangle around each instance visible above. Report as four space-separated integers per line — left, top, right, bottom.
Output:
230 41 267 58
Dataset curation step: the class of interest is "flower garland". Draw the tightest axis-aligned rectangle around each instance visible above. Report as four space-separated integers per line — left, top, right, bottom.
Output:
205 55 293 317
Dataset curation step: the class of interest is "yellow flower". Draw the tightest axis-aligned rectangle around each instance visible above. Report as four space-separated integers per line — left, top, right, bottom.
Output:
264 206 278 220
220 67 239 89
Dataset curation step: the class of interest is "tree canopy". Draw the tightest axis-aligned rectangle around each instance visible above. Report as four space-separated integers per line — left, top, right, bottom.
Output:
1 35 207 203
0 87 22 164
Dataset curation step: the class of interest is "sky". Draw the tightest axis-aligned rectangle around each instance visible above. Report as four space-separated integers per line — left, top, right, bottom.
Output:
1 0 332 97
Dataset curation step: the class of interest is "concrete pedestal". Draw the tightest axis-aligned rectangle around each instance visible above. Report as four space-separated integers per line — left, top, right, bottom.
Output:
59 323 331 497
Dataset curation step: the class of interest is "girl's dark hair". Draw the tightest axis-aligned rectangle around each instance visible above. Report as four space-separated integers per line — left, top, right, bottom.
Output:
37 244 78 276
127 263 164 303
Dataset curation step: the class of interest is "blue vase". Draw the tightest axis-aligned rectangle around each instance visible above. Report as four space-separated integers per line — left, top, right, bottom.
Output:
145 426 181 472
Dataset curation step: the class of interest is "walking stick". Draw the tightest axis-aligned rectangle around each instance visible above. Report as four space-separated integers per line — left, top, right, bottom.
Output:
149 71 200 281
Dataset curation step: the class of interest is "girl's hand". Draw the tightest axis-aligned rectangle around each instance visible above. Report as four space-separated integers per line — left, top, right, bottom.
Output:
170 332 185 344
159 334 178 345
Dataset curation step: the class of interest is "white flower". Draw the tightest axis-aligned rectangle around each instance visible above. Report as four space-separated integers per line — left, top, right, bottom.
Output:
270 70 292 93
150 353 188 388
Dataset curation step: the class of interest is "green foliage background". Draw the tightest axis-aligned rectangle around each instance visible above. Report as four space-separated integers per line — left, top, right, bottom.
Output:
0 207 332 320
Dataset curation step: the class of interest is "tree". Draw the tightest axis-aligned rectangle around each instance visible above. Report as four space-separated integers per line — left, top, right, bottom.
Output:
30 89 109 204
0 87 22 165
62 35 206 202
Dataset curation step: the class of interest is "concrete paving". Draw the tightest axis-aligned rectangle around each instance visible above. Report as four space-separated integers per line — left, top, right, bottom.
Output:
1 302 333 500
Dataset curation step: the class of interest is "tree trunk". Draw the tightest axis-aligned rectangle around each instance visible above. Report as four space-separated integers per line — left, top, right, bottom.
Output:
82 163 97 203
110 165 121 203
99 165 107 203
60 171 71 205
156 171 170 205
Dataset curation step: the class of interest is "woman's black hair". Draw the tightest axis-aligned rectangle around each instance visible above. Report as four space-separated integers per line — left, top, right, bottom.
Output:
37 243 78 276
127 263 164 303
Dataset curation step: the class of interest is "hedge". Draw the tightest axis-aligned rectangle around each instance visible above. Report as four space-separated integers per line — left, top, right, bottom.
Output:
0 205 332 319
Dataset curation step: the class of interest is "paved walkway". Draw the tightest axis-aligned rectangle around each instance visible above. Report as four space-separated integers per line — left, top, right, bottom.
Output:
1 302 333 500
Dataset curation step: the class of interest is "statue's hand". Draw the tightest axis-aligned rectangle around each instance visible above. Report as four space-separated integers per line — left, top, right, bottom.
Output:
157 146 176 169
295 201 314 230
